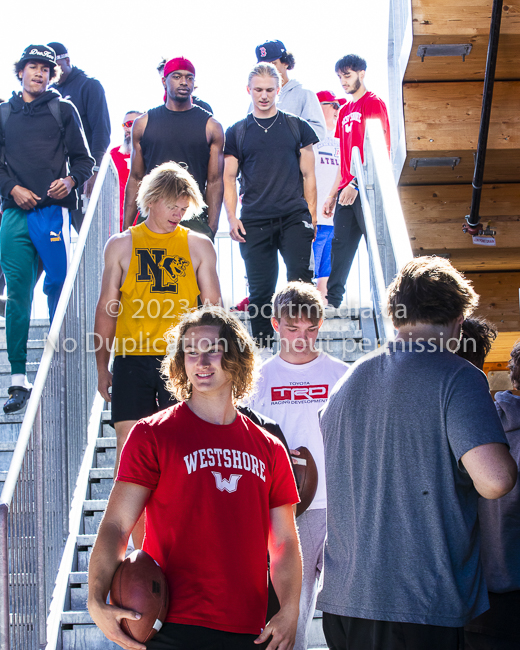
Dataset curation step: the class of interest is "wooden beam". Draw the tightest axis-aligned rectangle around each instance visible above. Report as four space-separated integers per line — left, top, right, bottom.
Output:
420 248 520 272
486 331 520 363
466 271 520 331
399 150 520 185
400 183 520 222
405 34 520 82
408 220 520 250
412 0 520 36
404 81 520 151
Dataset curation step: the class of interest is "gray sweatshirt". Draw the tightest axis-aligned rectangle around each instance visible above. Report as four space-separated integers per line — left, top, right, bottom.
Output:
277 79 326 141
478 390 520 592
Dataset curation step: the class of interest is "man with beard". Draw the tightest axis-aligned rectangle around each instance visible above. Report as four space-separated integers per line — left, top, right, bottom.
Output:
123 57 224 240
110 111 142 231
48 42 110 233
322 54 390 310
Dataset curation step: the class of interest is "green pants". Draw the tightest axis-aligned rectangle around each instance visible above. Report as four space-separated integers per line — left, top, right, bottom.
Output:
0 208 39 374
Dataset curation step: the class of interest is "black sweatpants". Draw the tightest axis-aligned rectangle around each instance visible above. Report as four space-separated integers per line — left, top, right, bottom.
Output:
323 612 464 650
239 212 314 346
326 192 366 308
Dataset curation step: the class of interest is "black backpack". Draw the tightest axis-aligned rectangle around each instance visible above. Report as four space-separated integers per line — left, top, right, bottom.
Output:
0 97 68 167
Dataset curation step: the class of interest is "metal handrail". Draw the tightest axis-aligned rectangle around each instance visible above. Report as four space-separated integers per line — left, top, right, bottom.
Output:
352 146 395 342
0 153 118 650
1 153 111 506
367 119 413 270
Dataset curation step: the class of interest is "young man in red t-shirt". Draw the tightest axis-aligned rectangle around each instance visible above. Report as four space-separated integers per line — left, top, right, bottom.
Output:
322 54 390 309
88 306 301 650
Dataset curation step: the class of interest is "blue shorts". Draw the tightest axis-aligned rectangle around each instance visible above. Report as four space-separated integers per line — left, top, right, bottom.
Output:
313 225 334 278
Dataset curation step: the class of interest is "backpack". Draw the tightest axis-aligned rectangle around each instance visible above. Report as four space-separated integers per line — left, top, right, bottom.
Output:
0 97 68 167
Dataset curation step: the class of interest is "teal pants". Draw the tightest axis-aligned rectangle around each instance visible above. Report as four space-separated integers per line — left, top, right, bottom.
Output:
0 206 69 374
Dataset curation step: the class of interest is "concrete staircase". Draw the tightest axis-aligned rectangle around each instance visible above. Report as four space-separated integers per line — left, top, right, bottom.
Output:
58 311 374 648
0 319 49 493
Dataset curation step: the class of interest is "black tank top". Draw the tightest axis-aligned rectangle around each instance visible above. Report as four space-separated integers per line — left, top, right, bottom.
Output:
141 104 211 195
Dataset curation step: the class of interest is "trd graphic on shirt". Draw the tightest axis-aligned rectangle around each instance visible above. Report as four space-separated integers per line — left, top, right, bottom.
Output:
50 230 62 242
135 248 190 293
184 447 266 486
271 384 329 404
212 472 242 493
342 111 362 134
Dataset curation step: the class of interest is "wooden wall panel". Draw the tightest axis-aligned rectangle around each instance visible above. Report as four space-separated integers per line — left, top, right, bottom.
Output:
404 34 520 82
399 150 520 185
412 0 520 36
423 249 520 272
403 81 520 151
408 220 520 250
400 184 520 222
466 272 520 330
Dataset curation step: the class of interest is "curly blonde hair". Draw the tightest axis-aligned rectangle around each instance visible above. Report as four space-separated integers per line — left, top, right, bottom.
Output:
161 307 258 402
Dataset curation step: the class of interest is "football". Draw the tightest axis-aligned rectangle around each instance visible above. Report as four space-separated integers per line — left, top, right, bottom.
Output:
109 549 169 643
292 446 318 517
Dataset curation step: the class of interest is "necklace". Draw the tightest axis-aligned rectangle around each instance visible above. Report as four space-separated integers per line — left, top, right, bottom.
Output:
252 111 279 133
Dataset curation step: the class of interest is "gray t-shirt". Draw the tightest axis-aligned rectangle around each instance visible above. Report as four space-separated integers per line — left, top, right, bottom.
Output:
317 342 509 627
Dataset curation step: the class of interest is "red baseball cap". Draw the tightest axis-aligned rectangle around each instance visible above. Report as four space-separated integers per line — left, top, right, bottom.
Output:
316 90 346 105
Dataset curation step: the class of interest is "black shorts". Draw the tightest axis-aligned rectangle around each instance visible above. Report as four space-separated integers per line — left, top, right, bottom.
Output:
111 355 177 424
146 623 258 649
323 612 464 650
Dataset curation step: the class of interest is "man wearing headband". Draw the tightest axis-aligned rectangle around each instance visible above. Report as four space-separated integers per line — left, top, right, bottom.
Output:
48 42 110 234
123 57 224 241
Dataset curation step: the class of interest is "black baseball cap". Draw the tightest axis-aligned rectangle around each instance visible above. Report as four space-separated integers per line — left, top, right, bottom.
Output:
255 40 286 63
47 42 69 60
18 44 57 67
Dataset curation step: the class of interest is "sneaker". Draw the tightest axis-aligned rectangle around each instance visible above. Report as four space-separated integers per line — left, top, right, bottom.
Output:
324 305 341 318
230 297 250 312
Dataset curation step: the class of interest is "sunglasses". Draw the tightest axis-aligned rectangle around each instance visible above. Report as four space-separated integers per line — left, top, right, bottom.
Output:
322 102 340 110
122 120 135 128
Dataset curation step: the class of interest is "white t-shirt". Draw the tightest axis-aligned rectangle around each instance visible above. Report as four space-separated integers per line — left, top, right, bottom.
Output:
314 129 341 226
249 352 349 509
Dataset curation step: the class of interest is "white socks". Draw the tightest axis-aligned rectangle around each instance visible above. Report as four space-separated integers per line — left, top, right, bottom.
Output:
11 374 32 389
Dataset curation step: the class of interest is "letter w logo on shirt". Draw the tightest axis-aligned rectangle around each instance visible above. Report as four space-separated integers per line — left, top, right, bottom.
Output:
212 471 242 493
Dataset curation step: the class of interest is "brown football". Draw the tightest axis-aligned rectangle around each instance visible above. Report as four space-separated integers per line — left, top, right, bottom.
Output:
109 550 169 643
292 446 318 517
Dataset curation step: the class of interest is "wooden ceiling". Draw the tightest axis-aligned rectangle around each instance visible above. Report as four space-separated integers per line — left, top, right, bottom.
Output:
399 0 520 339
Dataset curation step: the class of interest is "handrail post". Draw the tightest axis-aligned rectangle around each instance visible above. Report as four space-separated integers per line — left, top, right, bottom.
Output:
0 503 9 650
467 0 503 227
352 146 395 342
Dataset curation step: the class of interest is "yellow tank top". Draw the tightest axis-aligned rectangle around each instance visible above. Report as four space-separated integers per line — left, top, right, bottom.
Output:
114 223 200 356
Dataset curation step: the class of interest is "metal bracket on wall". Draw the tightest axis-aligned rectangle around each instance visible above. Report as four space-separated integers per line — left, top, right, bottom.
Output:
410 157 461 171
417 44 472 62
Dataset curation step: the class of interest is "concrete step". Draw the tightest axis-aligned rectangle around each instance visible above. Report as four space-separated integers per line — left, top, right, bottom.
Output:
95 437 116 469
69 571 89 611
76 534 96 572
82 500 108 535
0 440 16 471
0 320 49 345
61 614 120 650
0 368 38 391
88 468 113 500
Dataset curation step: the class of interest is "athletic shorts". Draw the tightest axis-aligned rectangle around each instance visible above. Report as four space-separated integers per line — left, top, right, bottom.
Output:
111 355 177 424
146 622 258 649
312 225 334 278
